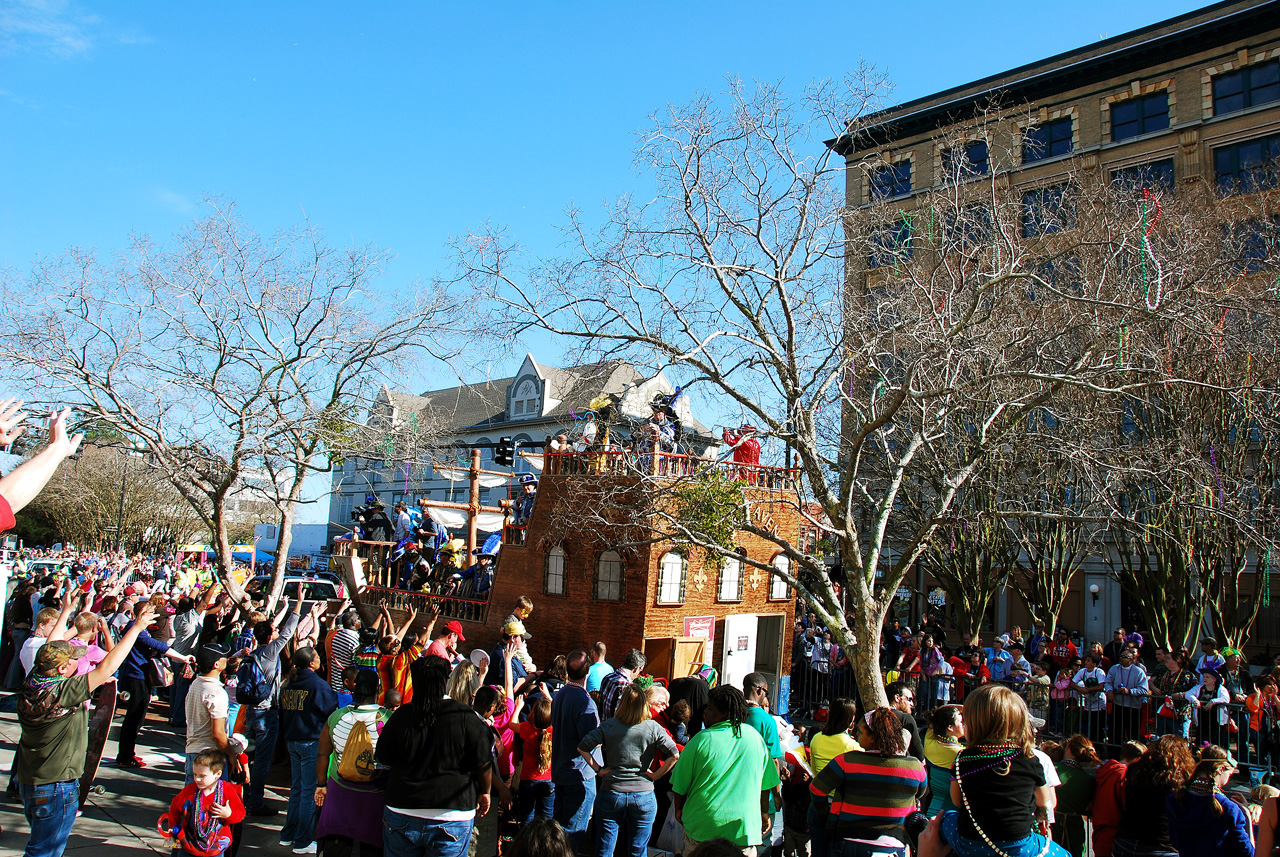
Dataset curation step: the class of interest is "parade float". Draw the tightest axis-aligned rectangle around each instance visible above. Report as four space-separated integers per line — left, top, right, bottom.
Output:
332 424 802 710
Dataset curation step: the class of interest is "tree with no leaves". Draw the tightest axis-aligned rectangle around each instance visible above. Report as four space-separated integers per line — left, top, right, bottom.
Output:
456 78 1276 706
0 202 460 608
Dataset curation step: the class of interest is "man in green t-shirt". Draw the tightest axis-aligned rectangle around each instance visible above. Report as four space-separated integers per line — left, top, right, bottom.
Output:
15 602 157 857
670 685 781 855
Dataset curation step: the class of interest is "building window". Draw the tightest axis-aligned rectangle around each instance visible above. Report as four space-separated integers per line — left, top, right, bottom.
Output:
869 160 912 200
1214 133 1280 196
1110 92 1169 142
1110 158 1175 193
545 544 566 596
1213 61 1280 116
594 550 624 601
512 379 539 419
718 555 743 602
1022 184 1075 238
1029 256 1081 301
1022 118 1073 164
1224 218 1279 274
769 554 790 601
657 552 686 605
867 220 913 269
942 140 989 177
942 204 991 253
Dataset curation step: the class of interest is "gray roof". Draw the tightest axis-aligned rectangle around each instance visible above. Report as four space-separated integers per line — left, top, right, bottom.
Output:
377 358 713 440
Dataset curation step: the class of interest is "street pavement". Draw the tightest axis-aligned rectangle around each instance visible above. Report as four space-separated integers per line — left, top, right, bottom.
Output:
0 691 293 855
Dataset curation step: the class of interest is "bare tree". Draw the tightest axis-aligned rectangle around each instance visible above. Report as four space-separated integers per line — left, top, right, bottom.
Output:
454 78 1269 706
1 202 459 607
911 475 1016 638
22 444 205 552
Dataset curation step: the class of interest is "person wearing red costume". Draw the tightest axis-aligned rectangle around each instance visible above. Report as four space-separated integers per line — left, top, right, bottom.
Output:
721 424 761 484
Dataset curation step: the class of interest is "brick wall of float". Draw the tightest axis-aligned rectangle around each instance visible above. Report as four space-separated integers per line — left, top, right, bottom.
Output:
474 477 800 672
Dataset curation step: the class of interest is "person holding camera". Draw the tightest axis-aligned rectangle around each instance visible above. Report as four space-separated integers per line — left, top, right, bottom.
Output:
352 496 392 543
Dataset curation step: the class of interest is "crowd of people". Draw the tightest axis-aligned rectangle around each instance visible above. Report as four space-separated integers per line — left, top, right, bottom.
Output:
7 553 1280 857
1 405 1279 857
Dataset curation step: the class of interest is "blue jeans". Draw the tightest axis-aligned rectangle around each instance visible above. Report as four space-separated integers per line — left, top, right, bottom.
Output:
20 780 80 857
243 707 279 810
808 802 831 857
517 779 555 824
382 808 474 857
169 671 193 725
281 740 319 846
940 811 1069 857
553 776 597 854
5 628 31 688
594 788 657 857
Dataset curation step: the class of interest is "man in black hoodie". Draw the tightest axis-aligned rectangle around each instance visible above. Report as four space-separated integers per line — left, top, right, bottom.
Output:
376 655 493 857
278 646 339 854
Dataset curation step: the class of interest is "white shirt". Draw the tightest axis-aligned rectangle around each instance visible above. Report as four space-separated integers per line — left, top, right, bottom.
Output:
18 634 45 677
1073 668 1108 711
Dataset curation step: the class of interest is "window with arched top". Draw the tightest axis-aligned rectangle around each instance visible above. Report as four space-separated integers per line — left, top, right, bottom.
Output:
657 552 686 605
718 554 743 602
770 554 791 601
544 544 566 596
513 379 540 418
595 550 625 601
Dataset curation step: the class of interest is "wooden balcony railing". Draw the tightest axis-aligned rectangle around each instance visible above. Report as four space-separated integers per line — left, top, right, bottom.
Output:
543 448 799 490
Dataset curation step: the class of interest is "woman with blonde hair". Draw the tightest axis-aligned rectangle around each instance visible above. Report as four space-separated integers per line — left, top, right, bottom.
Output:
578 681 681 857
446 658 481 705
942 684 1068 857
1166 745 1253 856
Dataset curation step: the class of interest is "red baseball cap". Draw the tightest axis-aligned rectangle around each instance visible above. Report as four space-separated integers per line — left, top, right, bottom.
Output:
446 620 466 641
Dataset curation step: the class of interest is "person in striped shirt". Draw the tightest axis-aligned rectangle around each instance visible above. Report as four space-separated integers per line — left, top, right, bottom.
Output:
325 610 361 693
809 706 925 857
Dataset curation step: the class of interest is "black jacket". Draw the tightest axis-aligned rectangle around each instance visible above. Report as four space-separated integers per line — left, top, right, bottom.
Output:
376 699 492 811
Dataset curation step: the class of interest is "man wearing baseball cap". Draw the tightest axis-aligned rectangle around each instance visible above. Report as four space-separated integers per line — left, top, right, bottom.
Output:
15 601 160 857
425 620 466 663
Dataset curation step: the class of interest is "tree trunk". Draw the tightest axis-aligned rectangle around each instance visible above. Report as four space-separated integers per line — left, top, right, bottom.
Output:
266 470 309 611
211 499 249 607
850 591 888 709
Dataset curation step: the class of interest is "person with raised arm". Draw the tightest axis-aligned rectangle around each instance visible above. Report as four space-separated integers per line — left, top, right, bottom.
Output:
15 601 161 857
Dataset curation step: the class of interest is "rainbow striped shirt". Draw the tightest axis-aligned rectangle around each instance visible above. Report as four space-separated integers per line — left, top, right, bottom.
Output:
810 750 925 837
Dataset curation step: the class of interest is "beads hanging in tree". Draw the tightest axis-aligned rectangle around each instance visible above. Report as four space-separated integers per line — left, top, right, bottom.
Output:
1141 187 1164 311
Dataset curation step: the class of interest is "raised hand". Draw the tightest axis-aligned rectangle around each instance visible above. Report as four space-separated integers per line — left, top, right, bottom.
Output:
0 398 27 445
45 408 84 460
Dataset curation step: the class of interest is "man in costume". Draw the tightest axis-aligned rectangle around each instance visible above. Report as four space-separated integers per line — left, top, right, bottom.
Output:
450 548 496 600
639 393 679 454
721 423 761 483
512 475 538 529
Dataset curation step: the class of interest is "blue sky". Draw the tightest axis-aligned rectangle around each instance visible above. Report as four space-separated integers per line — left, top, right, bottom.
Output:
2 0 1205 399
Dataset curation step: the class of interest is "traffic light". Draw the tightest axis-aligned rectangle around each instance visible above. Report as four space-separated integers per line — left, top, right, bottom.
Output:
495 437 515 467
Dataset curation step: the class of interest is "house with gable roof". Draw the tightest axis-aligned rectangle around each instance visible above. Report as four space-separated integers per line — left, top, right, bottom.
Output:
326 355 719 542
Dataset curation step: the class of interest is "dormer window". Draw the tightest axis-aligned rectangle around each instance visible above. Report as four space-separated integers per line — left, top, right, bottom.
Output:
513 379 540 419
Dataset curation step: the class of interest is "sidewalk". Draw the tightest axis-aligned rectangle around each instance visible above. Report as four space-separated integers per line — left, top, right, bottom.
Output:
0 691 294 855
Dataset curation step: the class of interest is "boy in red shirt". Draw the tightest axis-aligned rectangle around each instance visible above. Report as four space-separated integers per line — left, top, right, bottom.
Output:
160 749 245 856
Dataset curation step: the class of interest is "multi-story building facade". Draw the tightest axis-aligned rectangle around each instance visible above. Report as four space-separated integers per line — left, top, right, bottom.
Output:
327 354 719 543
835 0 1280 645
